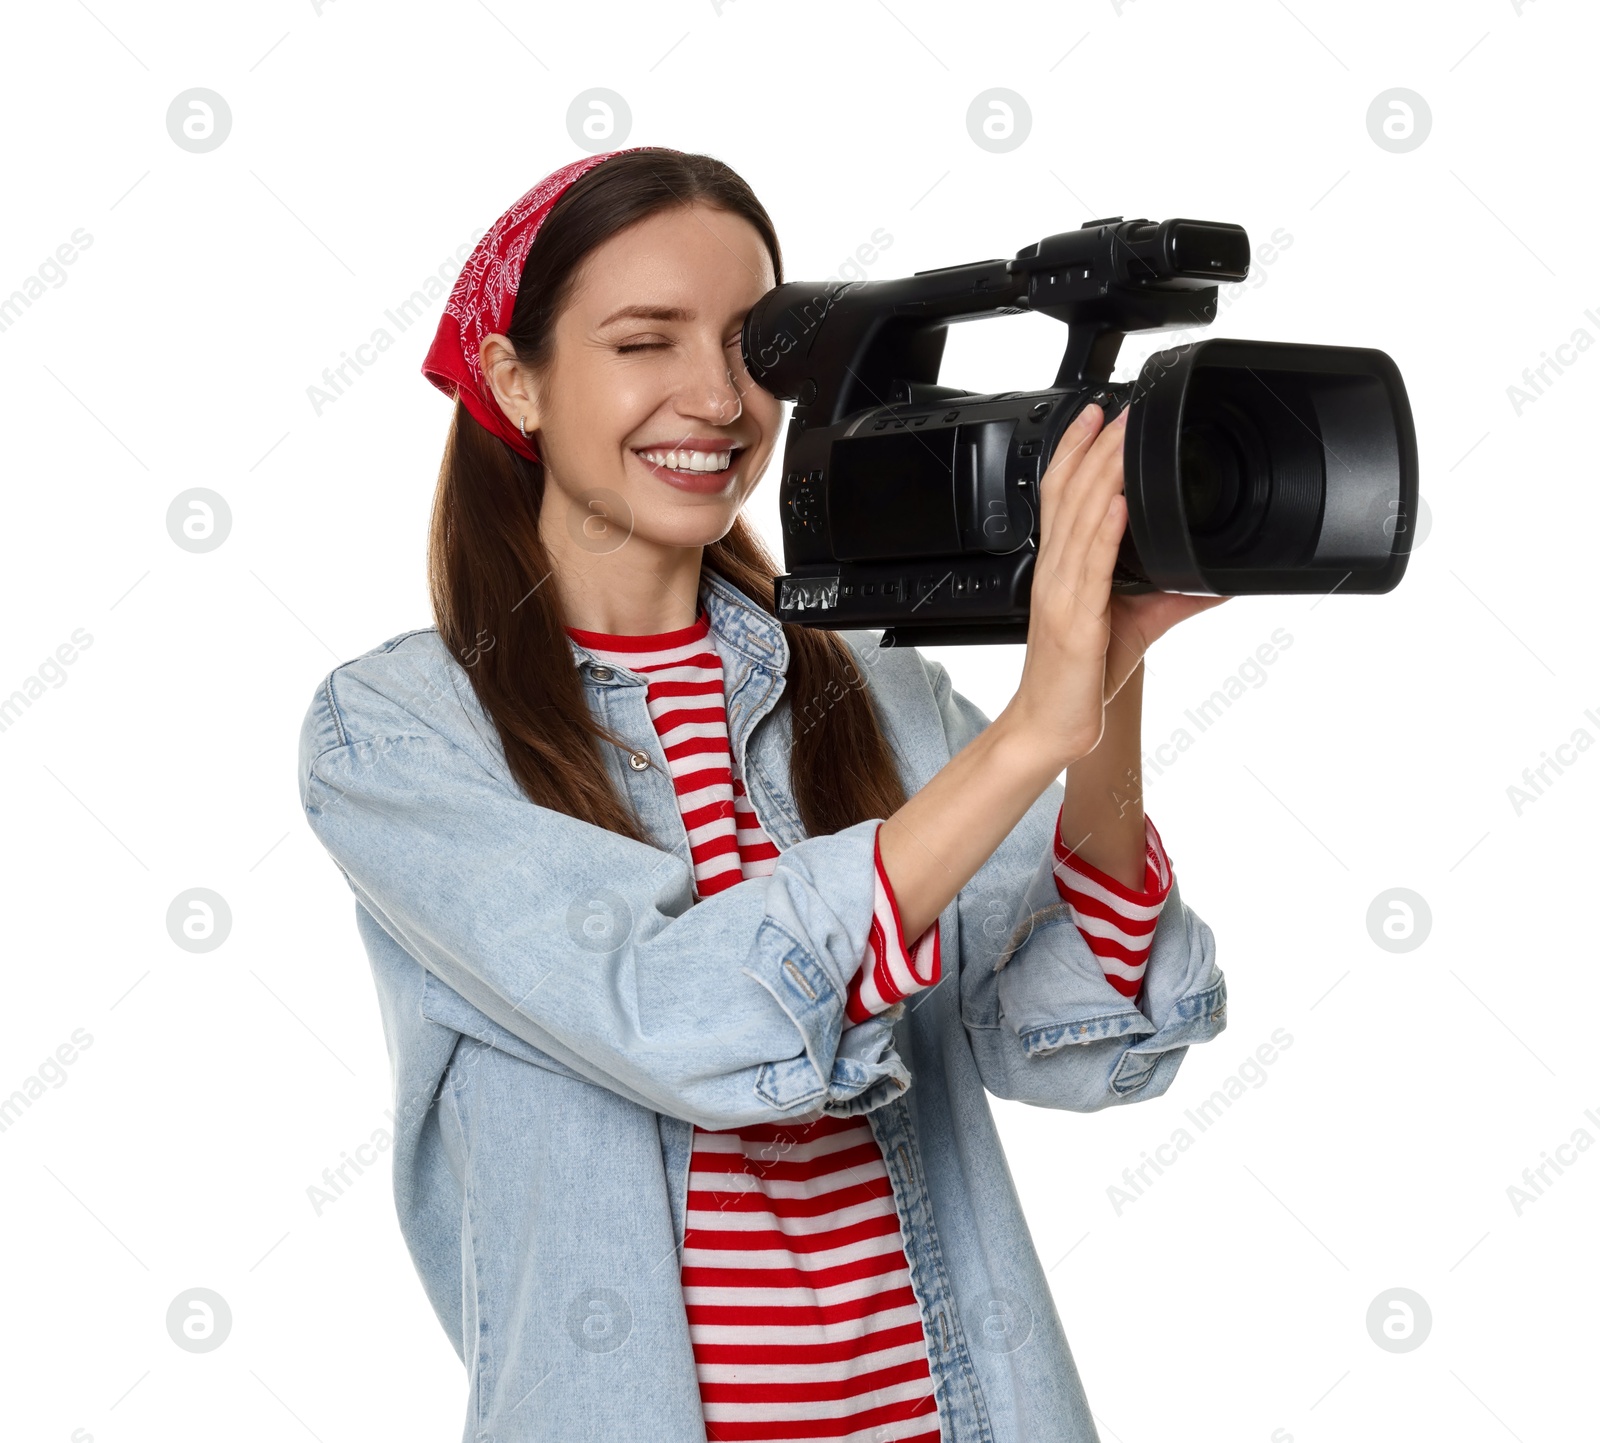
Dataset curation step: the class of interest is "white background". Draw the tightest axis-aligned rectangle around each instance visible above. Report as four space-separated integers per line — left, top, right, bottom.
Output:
2 1 1595 1439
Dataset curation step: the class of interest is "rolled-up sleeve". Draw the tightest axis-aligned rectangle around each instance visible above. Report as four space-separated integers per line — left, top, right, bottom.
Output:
297 668 911 1132
840 824 942 1025
915 655 1228 1112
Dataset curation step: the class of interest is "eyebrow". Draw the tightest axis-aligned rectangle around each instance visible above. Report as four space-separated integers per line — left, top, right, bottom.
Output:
596 305 696 328
595 303 756 331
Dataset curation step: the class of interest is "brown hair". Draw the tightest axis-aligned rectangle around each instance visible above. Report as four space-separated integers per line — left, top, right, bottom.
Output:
426 148 907 842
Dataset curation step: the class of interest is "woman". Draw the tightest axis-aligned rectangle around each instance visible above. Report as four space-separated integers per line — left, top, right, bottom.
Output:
298 145 1230 1443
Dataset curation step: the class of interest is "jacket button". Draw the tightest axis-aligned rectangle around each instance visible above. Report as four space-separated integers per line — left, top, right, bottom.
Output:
589 665 614 682
628 751 650 771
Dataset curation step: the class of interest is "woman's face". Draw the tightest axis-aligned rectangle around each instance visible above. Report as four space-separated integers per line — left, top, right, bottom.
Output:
516 202 783 559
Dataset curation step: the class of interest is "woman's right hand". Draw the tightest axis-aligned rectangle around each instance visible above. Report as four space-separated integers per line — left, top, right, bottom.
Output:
1001 401 1131 773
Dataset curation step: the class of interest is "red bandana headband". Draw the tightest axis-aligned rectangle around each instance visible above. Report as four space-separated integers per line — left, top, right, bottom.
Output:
421 146 674 462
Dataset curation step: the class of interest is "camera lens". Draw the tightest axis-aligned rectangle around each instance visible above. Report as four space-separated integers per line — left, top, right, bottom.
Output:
1178 422 1242 533
1176 371 1320 570
1126 337 1416 595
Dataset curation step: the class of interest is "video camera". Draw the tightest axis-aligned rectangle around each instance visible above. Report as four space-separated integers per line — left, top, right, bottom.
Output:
740 216 1419 646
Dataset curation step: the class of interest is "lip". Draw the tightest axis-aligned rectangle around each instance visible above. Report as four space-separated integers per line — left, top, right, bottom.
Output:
631 446 746 495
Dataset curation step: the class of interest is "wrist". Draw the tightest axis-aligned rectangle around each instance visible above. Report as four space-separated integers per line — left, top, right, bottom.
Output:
1107 646 1145 710
988 704 1085 790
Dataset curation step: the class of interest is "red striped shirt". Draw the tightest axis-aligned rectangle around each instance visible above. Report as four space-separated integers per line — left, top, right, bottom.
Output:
568 607 1173 1442
1051 813 1174 1002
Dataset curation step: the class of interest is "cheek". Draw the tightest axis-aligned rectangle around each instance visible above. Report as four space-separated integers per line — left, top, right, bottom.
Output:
745 387 784 439
550 362 654 448
566 383 652 463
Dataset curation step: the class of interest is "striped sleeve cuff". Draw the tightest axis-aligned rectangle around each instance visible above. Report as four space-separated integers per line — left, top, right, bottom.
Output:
843 824 942 1025
1051 809 1174 1001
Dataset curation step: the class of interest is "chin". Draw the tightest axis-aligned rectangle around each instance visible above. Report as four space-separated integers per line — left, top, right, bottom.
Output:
634 505 742 551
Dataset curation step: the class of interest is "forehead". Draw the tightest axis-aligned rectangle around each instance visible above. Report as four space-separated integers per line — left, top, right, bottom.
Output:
564 203 775 325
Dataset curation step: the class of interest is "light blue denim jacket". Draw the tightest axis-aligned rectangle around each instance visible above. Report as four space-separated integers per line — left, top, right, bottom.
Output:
297 568 1228 1442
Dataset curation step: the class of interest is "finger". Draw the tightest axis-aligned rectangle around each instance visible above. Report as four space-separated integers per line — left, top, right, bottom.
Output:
1039 483 1126 654
1043 403 1103 481
1064 405 1130 504
1040 407 1129 581
1038 404 1105 543
1082 404 1130 478
1087 488 1128 581
1077 490 1127 622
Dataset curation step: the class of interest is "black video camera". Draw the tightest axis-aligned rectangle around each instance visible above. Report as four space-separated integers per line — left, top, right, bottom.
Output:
740 216 1419 646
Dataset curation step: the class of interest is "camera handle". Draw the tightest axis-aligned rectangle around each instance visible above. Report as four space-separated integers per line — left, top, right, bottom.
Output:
1008 242 1222 390
1054 325 1128 390
1007 216 1246 389
748 216 1243 420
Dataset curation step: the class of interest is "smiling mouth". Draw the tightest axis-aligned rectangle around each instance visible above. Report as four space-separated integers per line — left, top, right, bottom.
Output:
632 446 745 475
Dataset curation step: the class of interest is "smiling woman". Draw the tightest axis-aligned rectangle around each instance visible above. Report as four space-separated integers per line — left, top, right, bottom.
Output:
301 145 1230 1443
481 202 780 567
421 148 906 842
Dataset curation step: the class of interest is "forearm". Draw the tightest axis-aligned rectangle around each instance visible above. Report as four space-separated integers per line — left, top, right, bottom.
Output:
1059 656 1146 890
877 708 1061 942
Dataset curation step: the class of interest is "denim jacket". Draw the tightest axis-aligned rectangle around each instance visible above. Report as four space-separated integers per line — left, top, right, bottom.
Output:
296 567 1228 1443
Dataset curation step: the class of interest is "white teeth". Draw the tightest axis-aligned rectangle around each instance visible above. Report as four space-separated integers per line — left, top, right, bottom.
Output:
638 448 733 473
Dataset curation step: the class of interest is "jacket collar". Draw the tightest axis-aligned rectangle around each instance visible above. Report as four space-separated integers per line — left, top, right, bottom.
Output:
565 565 789 681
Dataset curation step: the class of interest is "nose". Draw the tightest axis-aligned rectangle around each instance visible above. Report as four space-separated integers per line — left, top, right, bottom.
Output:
679 342 744 426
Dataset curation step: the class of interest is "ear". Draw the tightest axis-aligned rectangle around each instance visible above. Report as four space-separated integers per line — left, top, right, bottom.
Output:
479 333 542 435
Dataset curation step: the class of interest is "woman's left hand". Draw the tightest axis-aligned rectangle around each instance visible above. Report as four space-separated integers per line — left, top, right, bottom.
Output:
1102 588 1232 700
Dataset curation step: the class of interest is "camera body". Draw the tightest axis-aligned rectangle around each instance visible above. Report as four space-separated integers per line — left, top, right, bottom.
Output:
741 217 1420 646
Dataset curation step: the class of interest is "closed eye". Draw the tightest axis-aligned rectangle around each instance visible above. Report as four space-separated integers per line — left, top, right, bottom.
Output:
615 336 745 355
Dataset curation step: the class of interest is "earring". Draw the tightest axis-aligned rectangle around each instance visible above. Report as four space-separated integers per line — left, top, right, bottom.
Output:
519 415 530 439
